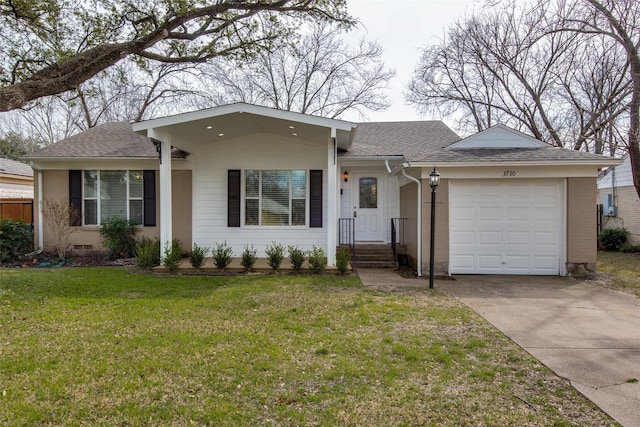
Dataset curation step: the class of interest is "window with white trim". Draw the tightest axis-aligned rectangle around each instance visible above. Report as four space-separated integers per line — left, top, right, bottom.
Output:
83 170 144 225
245 170 306 226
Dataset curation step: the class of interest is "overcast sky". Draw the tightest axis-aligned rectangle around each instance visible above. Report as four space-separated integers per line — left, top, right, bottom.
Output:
345 0 482 123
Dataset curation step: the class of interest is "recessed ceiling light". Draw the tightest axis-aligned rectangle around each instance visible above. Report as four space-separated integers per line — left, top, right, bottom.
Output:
206 125 213 129
289 125 295 129
292 133 298 137
218 133 224 137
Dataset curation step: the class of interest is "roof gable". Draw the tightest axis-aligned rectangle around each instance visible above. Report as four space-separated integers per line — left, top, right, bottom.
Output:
447 124 548 149
132 103 357 150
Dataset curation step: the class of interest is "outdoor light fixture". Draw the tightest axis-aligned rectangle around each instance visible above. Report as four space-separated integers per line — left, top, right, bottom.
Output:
343 171 349 182
429 168 441 188
429 166 440 289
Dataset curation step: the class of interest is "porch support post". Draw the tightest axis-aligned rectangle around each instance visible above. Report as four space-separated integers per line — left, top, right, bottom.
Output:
327 129 338 266
37 169 43 250
150 128 172 260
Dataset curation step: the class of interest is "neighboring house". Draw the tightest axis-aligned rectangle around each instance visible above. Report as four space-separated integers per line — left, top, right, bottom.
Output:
25 103 619 275
0 157 34 199
0 158 34 223
597 155 640 243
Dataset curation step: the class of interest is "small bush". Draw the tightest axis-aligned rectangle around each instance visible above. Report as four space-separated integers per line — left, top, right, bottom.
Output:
288 245 306 271
99 217 138 259
135 237 160 269
0 218 32 263
212 241 233 270
162 239 182 272
240 245 257 272
190 243 209 268
336 246 351 274
265 242 285 272
307 246 327 274
620 243 640 253
598 227 628 251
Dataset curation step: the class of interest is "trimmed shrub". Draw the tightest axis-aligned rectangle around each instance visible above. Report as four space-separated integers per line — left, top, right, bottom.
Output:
162 239 182 272
598 227 628 251
288 245 306 271
135 237 160 269
336 246 351 274
620 243 640 253
307 246 327 274
0 218 32 263
265 242 285 272
212 241 233 270
190 243 209 268
99 217 138 259
240 245 257 272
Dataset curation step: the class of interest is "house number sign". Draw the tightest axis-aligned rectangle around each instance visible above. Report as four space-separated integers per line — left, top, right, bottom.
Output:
503 170 516 177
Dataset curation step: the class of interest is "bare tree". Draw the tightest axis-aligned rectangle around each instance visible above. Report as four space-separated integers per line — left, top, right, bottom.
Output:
553 0 640 194
0 0 352 112
201 23 394 119
406 0 630 154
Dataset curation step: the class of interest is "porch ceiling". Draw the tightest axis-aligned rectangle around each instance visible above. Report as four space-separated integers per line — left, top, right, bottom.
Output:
157 112 336 148
132 104 355 150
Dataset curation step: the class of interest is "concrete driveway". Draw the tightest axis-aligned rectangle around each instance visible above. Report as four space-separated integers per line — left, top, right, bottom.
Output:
440 276 640 427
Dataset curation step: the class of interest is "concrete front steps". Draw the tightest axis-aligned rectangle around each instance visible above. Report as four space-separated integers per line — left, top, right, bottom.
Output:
348 244 398 269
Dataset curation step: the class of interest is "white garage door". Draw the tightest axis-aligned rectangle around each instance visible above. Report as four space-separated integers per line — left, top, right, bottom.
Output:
449 179 563 275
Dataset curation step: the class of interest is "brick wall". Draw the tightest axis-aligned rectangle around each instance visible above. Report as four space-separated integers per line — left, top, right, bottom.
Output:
598 185 640 244
567 177 597 273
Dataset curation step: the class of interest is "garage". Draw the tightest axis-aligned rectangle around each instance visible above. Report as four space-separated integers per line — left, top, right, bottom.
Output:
449 179 564 275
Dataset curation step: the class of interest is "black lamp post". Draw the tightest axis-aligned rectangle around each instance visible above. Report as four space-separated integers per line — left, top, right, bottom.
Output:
429 167 440 289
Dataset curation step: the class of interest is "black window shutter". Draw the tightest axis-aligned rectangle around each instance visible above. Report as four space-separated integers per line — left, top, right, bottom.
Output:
68 170 82 226
228 170 241 227
143 170 156 226
309 170 323 228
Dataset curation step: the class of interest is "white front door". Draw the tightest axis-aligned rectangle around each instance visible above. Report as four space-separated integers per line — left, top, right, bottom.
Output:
353 173 384 241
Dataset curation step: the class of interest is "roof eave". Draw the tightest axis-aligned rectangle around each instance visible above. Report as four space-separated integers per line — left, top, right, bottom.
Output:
132 103 355 133
408 159 624 168
24 156 162 162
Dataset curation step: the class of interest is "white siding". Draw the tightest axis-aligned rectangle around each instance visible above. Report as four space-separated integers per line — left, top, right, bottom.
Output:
598 156 633 189
192 133 329 256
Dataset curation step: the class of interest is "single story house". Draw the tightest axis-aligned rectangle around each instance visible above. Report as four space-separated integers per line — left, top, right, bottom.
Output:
0 157 34 223
0 157 34 199
597 155 640 243
25 103 620 275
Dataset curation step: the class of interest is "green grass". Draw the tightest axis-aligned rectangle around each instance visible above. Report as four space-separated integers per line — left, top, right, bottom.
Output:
597 251 640 297
0 268 617 426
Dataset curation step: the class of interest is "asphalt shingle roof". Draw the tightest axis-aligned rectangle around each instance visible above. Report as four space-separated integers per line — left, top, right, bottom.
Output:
25 119 614 165
0 158 33 177
345 121 614 164
25 122 157 159
344 121 461 159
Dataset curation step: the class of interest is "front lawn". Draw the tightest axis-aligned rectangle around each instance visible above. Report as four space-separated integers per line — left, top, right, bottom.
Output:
597 251 640 297
0 268 616 426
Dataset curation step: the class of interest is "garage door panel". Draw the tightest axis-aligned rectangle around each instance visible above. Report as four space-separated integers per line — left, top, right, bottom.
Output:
535 232 558 245
478 255 502 269
451 231 475 245
506 231 530 245
450 179 562 275
479 231 501 245
504 255 530 269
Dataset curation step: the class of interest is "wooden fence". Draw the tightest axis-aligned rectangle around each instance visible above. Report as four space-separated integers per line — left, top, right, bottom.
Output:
0 199 33 224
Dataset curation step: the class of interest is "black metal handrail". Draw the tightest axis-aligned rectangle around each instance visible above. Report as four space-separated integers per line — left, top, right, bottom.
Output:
391 217 407 261
338 218 355 251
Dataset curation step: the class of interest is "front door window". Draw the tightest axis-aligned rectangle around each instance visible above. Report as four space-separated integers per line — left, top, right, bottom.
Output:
359 177 377 208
